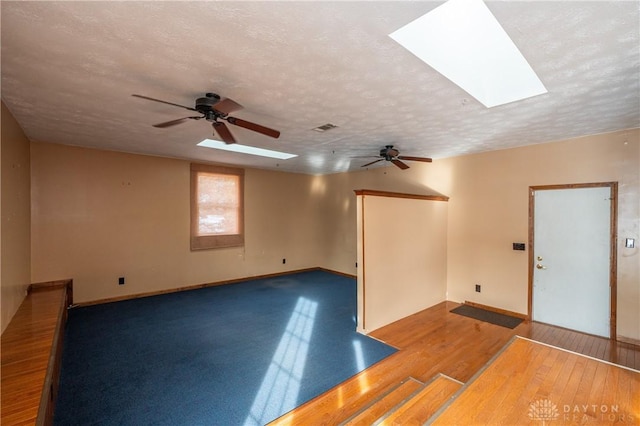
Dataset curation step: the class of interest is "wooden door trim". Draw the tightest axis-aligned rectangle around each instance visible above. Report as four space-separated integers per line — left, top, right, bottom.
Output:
360 194 367 331
527 182 618 340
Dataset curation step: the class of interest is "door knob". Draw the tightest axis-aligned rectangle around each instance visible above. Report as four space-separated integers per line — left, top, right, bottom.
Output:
536 263 547 270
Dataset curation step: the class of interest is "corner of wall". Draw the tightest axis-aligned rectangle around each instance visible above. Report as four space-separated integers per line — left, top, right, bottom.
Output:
1 101 32 333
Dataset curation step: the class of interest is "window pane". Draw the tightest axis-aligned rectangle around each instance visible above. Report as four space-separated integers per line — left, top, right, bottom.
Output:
197 173 240 236
190 163 244 250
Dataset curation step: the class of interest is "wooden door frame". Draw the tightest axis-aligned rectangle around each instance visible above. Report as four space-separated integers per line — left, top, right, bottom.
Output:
527 182 618 340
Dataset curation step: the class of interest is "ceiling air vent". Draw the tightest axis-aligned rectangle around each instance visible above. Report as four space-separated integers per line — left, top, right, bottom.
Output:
312 123 338 132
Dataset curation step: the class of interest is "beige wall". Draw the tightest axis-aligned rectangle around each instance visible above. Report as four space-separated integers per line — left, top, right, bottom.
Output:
30 142 323 303
321 129 640 341
356 194 448 333
443 129 639 341
319 168 446 275
1 103 31 332
27 126 640 340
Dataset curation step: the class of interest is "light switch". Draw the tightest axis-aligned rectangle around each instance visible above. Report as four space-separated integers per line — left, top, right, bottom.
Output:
625 238 635 248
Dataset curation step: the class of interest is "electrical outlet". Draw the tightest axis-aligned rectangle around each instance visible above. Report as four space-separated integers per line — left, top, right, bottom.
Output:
282 258 286 264
475 284 481 293
118 277 125 285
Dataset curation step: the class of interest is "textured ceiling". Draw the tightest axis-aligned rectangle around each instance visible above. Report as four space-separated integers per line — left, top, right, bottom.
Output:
1 1 638 175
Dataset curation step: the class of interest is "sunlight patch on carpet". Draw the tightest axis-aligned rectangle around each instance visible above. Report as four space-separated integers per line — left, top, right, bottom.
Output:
244 297 318 425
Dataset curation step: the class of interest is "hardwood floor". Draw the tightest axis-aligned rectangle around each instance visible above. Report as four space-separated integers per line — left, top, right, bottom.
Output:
342 378 425 425
270 301 639 425
2 291 638 425
378 375 461 425
432 337 639 425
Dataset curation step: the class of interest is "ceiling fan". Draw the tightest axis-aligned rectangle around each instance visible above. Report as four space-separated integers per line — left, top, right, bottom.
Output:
361 145 432 170
132 92 280 144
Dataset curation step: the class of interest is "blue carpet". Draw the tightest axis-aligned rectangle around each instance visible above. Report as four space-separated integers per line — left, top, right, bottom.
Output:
54 270 397 425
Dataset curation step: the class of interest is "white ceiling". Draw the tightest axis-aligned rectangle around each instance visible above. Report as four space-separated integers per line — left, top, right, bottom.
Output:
1 1 638 175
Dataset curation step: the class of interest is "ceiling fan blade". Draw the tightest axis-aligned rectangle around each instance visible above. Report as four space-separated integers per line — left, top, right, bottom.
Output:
152 116 202 128
226 116 280 139
132 94 198 112
391 159 410 170
361 159 384 168
397 155 433 163
214 98 244 115
213 122 236 144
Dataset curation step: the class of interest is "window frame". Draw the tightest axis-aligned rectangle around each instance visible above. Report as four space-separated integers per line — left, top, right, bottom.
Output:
190 163 245 250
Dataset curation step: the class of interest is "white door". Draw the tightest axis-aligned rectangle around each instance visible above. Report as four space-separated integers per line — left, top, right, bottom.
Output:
532 186 612 338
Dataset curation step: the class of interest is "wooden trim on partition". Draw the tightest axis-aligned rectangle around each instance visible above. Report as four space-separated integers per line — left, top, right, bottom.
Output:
463 301 528 320
74 267 353 307
354 189 449 202
527 182 618 340
353 189 449 331
361 194 366 330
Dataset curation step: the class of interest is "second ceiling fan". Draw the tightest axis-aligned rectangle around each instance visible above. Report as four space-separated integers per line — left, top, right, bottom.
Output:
362 145 432 170
132 92 280 144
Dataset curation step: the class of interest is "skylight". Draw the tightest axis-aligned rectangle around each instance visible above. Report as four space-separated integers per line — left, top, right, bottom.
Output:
389 0 547 108
198 139 297 160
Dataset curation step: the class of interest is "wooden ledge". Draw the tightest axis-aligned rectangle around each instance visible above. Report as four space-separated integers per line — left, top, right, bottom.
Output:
1 280 72 426
354 189 449 202
30 279 73 309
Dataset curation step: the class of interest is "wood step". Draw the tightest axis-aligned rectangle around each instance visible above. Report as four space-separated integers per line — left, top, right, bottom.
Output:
341 378 425 426
378 374 462 425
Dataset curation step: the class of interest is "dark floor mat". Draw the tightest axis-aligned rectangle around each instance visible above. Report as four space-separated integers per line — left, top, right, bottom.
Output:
450 304 524 329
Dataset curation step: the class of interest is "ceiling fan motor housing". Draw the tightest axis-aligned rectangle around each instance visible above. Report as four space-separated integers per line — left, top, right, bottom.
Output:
195 93 221 113
381 146 399 158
